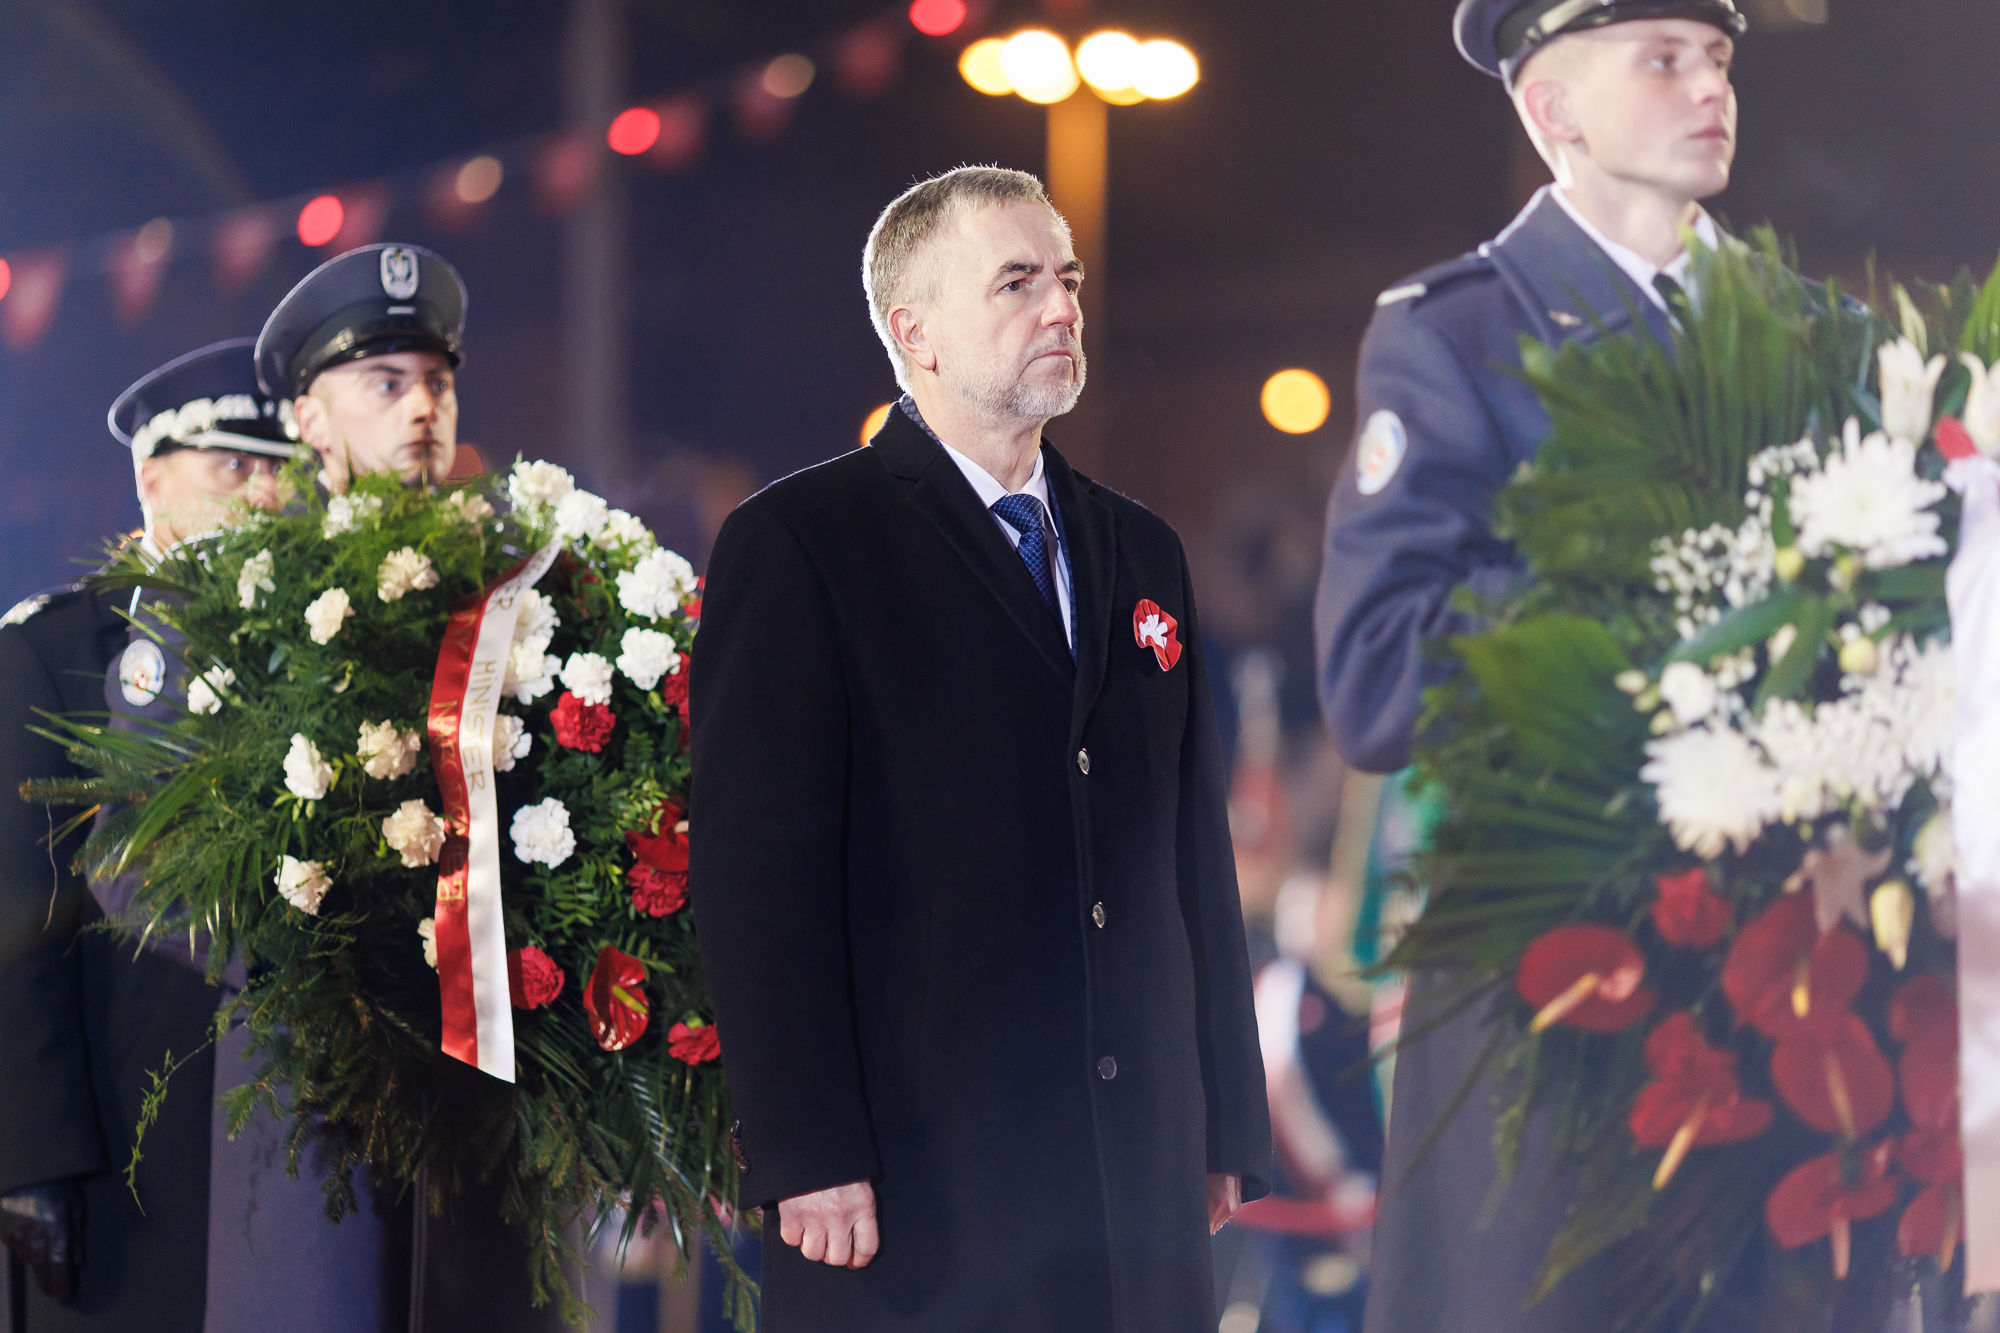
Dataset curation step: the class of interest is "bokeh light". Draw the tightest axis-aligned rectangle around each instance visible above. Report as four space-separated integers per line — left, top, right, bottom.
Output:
999 30 1079 104
1076 32 1140 96
133 217 173 265
762 54 816 99
908 0 966 37
1260 369 1331 434
297 195 344 247
958 38 1013 96
0 259 12 303
860 402 893 447
1132 39 1199 99
607 106 661 155
455 155 504 204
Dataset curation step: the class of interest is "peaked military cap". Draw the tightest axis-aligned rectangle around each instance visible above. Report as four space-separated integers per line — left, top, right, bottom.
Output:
1455 0 1746 82
254 243 466 398
110 337 300 463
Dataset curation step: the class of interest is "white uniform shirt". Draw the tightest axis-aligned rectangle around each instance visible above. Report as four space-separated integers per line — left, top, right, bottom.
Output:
1551 187 1721 311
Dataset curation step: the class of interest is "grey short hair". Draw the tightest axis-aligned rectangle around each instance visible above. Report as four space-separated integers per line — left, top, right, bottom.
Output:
861 166 1064 393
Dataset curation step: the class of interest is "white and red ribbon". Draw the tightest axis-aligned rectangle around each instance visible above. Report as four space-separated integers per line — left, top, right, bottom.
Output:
426 541 562 1082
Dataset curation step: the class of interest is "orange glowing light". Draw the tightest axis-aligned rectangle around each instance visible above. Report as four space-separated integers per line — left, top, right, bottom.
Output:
1261 369 1331 434
909 0 966 37
999 30 1078 104
860 402 894 447
297 195 344 247
608 106 662 156
455 155 504 204
959 38 1013 95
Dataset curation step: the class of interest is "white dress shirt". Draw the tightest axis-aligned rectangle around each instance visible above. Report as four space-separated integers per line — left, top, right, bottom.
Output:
938 439 1076 650
1550 187 1720 311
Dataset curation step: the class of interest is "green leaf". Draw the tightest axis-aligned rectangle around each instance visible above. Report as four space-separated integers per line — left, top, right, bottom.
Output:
1665 587 1803 665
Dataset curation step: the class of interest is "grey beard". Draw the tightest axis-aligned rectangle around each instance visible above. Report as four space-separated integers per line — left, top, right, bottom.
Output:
947 348 1088 422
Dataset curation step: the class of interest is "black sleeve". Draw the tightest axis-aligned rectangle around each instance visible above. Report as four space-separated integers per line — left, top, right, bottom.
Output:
1172 545 1274 1201
688 500 879 1207
0 617 108 1192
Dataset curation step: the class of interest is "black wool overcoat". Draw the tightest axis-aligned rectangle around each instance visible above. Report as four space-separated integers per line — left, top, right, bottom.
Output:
689 407 1272 1333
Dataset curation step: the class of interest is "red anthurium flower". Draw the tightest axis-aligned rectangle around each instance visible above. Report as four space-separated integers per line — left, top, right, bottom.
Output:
1629 1013 1774 1188
626 801 689 874
1899 1178 1964 1269
629 862 687 917
660 657 690 724
1769 1011 1895 1139
551 691 617 751
1516 925 1657 1034
1937 416 1981 462
1722 894 1870 1040
1891 974 1957 1050
1653 868 1732 949
582 945 650 1051
1766 1141 1899 1279
506 946 565 1009
667 1019 721 1065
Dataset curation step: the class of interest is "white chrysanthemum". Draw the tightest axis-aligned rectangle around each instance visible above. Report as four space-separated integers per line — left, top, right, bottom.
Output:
559 651 615 706
418 917 437 969
304 587 353 644
492 713 532 773
508 460 575 513
357 719 422 780
1657 661 1719 728
322 493 385 538
511 797 576 867
274 855 331 914
377 547 440 602
554 490 610 543
1641 726 1782 859
615 628 679 690
1877 338 1946 445
1789 419 1947 570
237 549 275 611
283 734 333 800
186 665 235 716
446 490 495 524
382 799 447 868
599 510 653 550
616 547 697 621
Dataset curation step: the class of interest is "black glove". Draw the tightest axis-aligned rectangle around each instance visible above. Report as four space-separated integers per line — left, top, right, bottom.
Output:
0 1180 82 1301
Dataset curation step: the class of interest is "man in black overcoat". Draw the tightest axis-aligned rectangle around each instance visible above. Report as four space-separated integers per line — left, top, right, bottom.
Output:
690 166 1272 1333
1313 3 1746 1330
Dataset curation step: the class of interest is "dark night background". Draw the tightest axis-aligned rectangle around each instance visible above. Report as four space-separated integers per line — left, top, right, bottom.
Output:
0 0 1992 693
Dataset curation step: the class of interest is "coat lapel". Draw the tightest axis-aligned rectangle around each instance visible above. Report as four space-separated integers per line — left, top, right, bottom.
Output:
1042 443 1116 745
1488 187 1677 352
873 407 1076 683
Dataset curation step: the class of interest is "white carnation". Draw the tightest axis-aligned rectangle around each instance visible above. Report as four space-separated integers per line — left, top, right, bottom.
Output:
446 490 495 524
615 628 679 690
511 797 576 867
616 547 697 621
418 917 437 969
304 587 354 644
492 713 532 772
237 549 275 611
554 490 611 543
321 493 384 538
186 666 234 716
381 799 447 868
1657 661 1719 728
599 510 653 550
377 548 441 602
508 460 575 513
274 855 331 915
1789 419 1947 570
283 733 333 800
1641 725 1783 859
357 719 422 780
503 646 561 703
559 651 615 706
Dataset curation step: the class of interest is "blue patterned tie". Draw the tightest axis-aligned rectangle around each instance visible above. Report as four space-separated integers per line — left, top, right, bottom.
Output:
991 494 1061 624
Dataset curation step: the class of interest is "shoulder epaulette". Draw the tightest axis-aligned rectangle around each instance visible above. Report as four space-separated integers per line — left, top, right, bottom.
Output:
1374 251 1495 309
0 580 89 630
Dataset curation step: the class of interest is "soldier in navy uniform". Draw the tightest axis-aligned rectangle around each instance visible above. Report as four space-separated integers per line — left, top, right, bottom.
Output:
0 339 290 1333
1312 3 1746 1330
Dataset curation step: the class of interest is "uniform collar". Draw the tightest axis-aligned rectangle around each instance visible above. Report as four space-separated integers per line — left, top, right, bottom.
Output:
1486 186 1678 348
1548 187 1719 311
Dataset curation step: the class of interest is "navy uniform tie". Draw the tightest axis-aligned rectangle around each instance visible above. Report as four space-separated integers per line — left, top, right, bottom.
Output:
991 493 1063 628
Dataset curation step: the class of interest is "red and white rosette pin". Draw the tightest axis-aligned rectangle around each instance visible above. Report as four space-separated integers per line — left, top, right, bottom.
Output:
1133 599 1182 671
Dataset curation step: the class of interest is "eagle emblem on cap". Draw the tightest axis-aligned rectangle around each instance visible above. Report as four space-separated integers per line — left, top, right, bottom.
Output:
379 247 420 300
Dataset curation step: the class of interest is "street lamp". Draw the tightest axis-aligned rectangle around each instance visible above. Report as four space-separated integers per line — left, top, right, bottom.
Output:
959 28 1199 470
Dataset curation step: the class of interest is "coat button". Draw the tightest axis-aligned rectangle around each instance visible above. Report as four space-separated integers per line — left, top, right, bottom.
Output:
1076 748 1090 775
1097 1055 1117 1080
1091 902 1106 929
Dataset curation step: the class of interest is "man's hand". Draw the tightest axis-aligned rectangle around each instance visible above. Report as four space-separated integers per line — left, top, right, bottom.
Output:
0 1181 83 1300
777 1180 879 1269
1207 1173 1242 1235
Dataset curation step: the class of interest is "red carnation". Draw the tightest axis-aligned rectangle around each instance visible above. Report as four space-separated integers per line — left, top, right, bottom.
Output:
627 801 689 874
1516 924 1656 1034
667 1019 721 1065
1653 868 1731 949
629 862 688 917
551 691 617 752
660 657 690 724
1769 1011 1895 1139
1766 1141 1899 1279
506 946 565 1009
1721 893 1869 1040
1629 1013 1772 1188
582 945 650 1051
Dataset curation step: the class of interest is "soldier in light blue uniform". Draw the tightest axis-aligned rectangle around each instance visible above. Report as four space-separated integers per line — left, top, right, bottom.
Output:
1313 2 1746 1329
